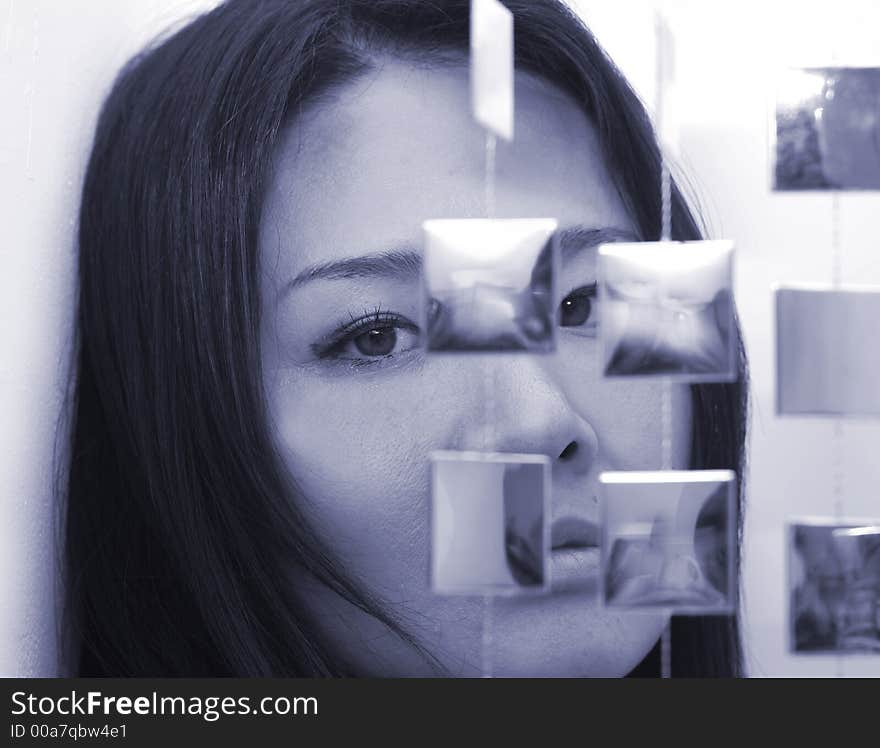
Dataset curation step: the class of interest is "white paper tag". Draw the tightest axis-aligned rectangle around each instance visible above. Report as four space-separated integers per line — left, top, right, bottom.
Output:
471 0 514 141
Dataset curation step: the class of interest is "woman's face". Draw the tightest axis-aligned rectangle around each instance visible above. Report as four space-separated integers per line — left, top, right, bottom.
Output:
259 60 692 676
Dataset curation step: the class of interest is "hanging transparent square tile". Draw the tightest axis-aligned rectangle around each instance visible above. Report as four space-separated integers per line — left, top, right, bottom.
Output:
599 470 737 614
597 240 736 381
776 286 880 416
431 451 550 595
422 219 558 353
788 518 880 654
772 67 880 191
470 0 514 141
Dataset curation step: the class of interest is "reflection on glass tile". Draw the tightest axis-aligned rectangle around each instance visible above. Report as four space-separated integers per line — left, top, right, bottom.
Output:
599 470 737 614
431 451 549 596
789 518 880 654
773 67 880 191
776 286 880 416
422 219 558 353
598 240 737 382
470 0 514 141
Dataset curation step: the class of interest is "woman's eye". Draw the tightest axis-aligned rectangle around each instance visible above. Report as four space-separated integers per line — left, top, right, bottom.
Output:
316 312 421 362
337 323 420 360
560 295 592 326
559 284 598 328
352 326 400 357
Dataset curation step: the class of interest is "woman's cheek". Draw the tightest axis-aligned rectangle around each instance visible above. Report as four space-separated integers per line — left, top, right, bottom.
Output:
270 370 459 582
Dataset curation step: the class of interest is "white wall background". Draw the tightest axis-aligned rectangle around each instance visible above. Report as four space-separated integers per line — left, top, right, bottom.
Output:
1 0 878 677
0 0 222 678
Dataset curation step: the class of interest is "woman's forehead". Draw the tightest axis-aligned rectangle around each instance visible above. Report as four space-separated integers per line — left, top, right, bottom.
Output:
259 59 631 290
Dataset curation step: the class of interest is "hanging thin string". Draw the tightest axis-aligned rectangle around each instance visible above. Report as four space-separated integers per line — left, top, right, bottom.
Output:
659 159 674 682
654 11 672 480
480 593 494 678
830 190 845 678
657 15 673 475
480 130 498 679
655 6 673 246
485 132 497 220
823 15 848 684
481 355 495 679
661 374 673 679
830 193 841 289
655 9 674 680
661 380 673 472
831 194 843 519
831 420 843 520
660 161 672 243
660 621 672 679
831 413 844 679
656 9 674 475
660 360 673 676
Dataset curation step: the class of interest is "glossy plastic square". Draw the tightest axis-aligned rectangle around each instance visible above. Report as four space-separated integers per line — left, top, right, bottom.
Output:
598 240 737 381
788 518 880 654
772 67 880 191
776 286 880 416
431 451 550 596
599 470 737 614
422 219 558 353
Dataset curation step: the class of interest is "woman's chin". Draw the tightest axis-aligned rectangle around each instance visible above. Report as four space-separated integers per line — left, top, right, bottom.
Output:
464 596 668 677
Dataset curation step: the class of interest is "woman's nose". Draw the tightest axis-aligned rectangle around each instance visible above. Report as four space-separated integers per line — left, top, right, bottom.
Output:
488 356 598 476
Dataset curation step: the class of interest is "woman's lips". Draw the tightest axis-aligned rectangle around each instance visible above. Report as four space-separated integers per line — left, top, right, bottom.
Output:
551 515 600 550
550 516 600 593
550 548 600 593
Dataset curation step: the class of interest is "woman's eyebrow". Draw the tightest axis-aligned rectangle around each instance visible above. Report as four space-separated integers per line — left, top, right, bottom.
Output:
277 225 638 302
557 225 640 262
277 246 421 302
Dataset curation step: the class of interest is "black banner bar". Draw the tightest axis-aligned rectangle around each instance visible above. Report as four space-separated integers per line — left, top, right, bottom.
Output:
1 677 868 744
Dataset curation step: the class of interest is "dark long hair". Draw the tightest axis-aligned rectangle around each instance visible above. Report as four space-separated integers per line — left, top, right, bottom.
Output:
66 0 748 676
